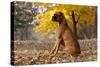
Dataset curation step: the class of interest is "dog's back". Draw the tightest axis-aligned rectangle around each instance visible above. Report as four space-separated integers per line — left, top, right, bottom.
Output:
61 22 81 57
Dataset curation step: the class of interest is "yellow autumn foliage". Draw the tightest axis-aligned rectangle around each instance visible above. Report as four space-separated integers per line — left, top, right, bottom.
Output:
32 8 70 34
32 3 96 35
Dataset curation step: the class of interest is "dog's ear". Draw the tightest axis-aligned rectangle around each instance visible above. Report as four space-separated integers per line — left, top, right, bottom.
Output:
56 12 63 16
59 12 63 15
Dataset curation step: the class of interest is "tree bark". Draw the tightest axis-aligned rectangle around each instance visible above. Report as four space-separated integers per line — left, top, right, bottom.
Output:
71 11 78 38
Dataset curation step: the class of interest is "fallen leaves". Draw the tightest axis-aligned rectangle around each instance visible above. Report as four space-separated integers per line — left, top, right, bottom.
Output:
12 39 97 66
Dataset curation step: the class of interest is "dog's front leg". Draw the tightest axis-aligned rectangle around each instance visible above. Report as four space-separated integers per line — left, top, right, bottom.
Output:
48 38 62 60
53 38 61 56
49 41 57 54
50 38 62 56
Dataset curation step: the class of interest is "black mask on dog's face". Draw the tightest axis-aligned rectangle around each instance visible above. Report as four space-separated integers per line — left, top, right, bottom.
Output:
52 12 63 23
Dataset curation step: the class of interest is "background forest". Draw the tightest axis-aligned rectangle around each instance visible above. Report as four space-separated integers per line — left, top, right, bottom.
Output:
14 1 97 40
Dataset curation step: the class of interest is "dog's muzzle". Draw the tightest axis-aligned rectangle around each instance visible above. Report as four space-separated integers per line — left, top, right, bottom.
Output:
52 16 57 21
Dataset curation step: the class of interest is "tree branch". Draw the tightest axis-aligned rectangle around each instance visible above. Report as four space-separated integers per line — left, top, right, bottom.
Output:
76 15 80 24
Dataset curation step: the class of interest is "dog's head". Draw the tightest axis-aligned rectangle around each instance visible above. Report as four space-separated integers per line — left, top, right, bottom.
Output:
52 12 64 23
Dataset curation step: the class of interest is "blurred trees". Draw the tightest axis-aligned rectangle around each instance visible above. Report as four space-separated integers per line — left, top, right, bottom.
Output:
15 2 33 31
14 1 49 40
14 2 97 40
14 1 33 40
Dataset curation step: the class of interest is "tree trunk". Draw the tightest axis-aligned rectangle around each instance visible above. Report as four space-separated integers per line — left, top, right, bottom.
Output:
73 21 77 38
71 11 78 38
25 25 28 40
21 29 24 40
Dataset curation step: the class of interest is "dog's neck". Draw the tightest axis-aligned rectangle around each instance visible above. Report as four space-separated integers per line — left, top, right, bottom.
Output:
58 18 68 26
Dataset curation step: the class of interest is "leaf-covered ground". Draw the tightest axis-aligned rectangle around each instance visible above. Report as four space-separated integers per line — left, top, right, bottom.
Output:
11 39 97 66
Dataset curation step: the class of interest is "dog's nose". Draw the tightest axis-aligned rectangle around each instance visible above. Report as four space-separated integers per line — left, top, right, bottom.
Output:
52 16 55 21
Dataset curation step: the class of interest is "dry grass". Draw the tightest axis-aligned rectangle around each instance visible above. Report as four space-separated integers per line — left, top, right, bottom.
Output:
11 39 97 66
